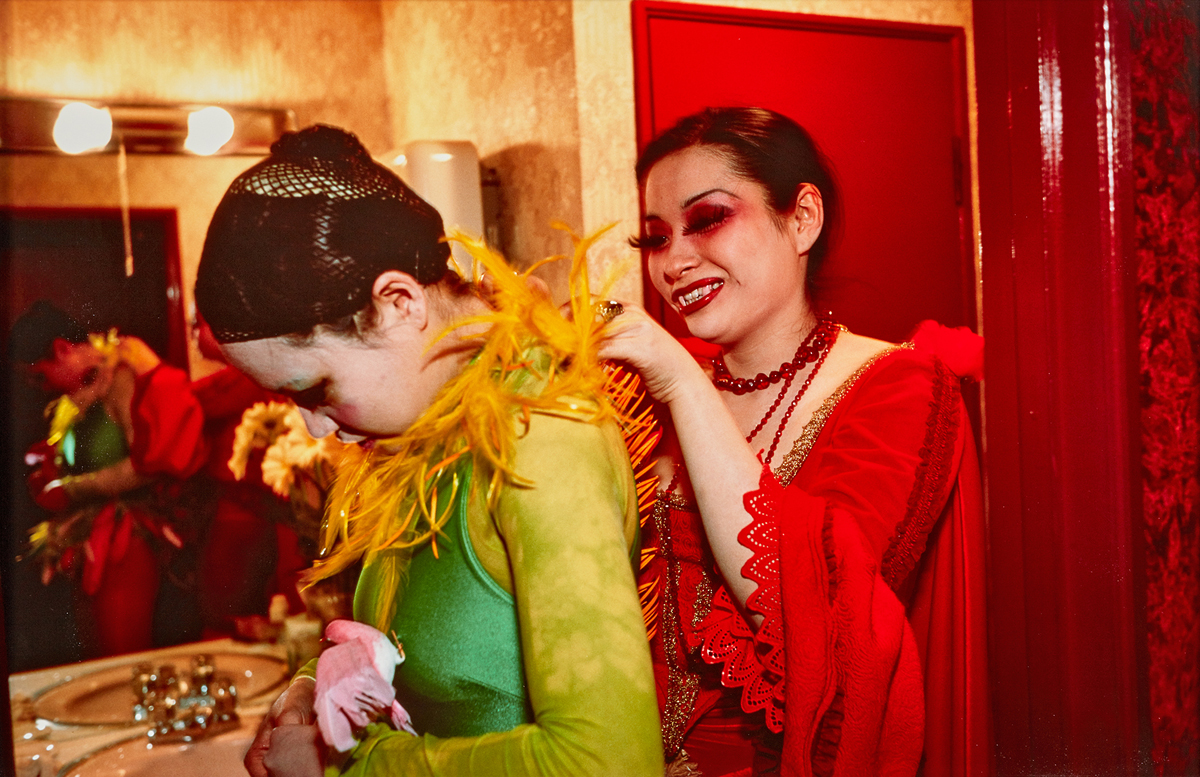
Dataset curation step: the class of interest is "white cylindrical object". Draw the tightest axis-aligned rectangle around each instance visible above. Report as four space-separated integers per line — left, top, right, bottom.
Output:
396 140 484 280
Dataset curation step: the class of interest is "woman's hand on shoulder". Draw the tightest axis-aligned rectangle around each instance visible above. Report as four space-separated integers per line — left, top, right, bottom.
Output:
245 677 321 777
596 301 708 406
116 336 162 377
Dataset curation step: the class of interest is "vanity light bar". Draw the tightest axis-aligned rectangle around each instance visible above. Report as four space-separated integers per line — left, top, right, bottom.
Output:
0 97 295 155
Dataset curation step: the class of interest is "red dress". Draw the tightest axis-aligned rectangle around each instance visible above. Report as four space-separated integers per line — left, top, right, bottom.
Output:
132 365 306 635
639 334 989 777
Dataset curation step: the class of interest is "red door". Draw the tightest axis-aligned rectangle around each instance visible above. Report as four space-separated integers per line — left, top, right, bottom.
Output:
632 1 973 345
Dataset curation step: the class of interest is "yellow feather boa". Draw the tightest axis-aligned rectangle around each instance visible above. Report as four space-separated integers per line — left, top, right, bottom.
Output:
304 227 658 595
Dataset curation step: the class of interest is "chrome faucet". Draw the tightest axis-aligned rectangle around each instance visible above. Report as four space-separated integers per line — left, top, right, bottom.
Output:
134 655 239 741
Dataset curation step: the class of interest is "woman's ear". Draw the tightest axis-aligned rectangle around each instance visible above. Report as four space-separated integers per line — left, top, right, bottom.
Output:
789 183 825 256
371 270 428 332
52 337 73 360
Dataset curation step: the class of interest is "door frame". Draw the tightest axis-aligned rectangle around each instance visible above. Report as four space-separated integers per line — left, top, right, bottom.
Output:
630 0 977 337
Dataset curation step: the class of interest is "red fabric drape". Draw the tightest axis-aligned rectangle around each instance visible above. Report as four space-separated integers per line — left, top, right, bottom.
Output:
1133 1 1200 772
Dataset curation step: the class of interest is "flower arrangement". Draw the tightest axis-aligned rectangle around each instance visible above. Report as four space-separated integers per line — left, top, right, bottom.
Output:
229 401 348 554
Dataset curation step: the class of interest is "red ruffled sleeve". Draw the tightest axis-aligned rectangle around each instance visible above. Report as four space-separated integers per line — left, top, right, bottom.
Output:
129 363 209 478
693 346 981 775
696 468 925 776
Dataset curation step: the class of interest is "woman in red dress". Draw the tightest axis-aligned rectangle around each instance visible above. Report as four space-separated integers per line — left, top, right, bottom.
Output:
600 108 989 777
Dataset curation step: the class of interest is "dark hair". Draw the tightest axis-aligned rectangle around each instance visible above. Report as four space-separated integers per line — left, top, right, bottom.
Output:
195 124 455 344
635 107 839 280
8 301 89 365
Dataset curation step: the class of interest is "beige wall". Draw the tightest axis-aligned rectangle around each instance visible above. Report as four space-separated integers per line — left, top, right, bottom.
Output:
1 0 394 375
1 0 976 369
381 0 583 296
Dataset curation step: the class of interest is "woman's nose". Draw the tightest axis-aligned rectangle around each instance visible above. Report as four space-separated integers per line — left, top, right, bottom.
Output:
296 406 338 438
658 243 699 284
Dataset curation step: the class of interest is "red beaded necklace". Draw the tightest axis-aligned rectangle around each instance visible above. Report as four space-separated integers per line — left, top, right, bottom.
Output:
711 317 838 395
659 318 839 498
744 321 839 466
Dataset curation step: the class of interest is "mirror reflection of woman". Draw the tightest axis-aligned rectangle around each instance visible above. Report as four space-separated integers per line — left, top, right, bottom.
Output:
194 125 662 777
600 108 988 776
10 303 197 657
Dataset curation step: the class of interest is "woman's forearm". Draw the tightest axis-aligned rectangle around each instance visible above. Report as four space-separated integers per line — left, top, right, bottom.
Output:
663 362 767 610
63 458 155 501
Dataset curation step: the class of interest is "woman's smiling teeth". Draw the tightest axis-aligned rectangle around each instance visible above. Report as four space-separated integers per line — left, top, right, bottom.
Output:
675 280 724 311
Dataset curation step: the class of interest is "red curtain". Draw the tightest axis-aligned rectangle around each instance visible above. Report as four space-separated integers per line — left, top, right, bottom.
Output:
1132 1 1200 773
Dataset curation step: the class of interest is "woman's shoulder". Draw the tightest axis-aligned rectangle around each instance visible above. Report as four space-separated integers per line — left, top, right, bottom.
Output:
835 321 983 396
815 329 964 424
814 331 921 401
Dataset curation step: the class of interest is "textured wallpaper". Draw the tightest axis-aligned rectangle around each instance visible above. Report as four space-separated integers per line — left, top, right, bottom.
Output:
381 0 584 298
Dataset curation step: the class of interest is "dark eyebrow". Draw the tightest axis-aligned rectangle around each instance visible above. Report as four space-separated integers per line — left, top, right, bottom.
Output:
683 188 736 208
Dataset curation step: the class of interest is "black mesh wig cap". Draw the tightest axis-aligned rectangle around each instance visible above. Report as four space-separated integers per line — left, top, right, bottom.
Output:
195 124 452 343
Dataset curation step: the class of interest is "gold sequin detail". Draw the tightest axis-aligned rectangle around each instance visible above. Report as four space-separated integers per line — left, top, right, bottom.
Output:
665 750 703 776
692 570 714 630
774 343 913 486
652 490 700 759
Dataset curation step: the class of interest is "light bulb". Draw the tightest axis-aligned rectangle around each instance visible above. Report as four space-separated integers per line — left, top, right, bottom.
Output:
184 106 235 155
52 102 113 154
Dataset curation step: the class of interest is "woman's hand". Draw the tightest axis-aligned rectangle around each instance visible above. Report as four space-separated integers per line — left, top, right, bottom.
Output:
116 336 162 377
598 301 767 608
245 677 322 777
596 302 709 405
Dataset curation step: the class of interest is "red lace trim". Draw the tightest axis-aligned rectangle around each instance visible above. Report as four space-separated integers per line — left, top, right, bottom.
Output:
880 358 960 592
694 467 789 733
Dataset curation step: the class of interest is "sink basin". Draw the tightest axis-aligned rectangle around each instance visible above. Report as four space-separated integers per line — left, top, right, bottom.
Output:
32 652 286 726
57 716 260 777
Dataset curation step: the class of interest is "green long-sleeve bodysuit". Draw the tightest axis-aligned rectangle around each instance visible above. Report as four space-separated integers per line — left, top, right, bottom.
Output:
328 409 663 776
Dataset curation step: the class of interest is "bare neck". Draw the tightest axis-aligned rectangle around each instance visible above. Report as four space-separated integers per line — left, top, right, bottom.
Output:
721 303 818 378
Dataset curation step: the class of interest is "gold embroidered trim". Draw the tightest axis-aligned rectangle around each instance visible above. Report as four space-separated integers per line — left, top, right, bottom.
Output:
692 571 714 630
658 490 695 511
774 343 914 487
653 491 700 758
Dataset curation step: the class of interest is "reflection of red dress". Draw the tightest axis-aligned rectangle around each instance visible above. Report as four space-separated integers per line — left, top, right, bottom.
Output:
640 338 989 777
132 365 305 635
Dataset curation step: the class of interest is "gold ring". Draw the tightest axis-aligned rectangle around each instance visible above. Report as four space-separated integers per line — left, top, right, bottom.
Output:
595 300 624 324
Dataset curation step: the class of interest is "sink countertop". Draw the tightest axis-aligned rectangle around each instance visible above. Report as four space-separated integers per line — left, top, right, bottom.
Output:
10 638 286 777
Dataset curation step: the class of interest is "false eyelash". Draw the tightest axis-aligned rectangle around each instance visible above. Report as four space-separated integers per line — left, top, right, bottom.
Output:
628 233 668 250
681 206 730 236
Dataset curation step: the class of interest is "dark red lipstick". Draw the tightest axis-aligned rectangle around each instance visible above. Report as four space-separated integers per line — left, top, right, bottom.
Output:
672 278 724 316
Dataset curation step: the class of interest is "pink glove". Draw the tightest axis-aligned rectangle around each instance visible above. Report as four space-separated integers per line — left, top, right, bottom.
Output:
313 620 415 752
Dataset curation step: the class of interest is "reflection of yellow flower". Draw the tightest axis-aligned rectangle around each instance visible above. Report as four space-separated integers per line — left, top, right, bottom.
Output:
260 444 294 497
87 328 120 356
230 401 348 492
45 396 81 447
28 521 51 549
228 401 295 479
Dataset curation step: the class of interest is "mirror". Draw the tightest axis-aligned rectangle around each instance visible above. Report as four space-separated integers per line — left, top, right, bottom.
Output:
2 152 259 671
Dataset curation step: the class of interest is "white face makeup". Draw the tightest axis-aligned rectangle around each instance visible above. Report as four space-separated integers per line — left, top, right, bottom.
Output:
639 147 815 348
28 338 106 395
221 327 433 444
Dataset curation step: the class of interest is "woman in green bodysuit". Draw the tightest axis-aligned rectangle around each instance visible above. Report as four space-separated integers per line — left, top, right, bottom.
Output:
194 125 662 777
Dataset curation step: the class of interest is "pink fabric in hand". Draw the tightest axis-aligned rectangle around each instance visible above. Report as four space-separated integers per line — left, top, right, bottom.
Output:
313 619 416 752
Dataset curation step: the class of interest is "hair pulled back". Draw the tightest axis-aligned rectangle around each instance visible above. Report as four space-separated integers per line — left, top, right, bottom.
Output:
8 301 89 365
635 107 839 280
195 124 453 344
